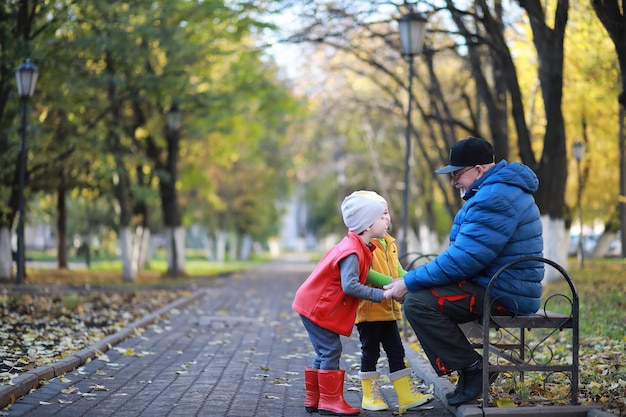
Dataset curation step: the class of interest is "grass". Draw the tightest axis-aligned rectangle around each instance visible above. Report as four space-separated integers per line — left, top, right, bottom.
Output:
19 249 268 287
551 258 626 340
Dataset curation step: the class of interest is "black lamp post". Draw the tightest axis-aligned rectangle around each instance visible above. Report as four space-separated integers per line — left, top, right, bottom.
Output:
15 59 39 285
572 141 586 268
166 103 182 278
397 7 427 258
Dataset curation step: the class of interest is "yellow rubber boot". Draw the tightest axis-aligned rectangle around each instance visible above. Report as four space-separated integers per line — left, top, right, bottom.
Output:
358 371 388 411
390 368 434 412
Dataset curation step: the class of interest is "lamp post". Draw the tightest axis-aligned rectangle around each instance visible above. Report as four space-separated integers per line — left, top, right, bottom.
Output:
572 141 586 268
397 7 427 259
15 59 39 285
166 103 182 278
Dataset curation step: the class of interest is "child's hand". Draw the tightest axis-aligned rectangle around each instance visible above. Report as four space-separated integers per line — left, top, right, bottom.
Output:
382 289 395 300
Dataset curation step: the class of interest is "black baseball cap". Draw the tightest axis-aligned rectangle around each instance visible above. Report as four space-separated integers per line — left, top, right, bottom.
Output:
435 136 495 174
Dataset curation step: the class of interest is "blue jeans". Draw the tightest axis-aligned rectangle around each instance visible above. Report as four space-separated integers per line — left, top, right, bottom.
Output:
300 315 342 370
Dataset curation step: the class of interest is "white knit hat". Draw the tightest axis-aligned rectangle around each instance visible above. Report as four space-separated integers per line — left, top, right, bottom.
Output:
352 190 387 206
341 191 386 234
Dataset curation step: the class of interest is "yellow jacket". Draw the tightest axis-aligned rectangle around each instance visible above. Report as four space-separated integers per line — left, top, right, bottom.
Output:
355 233 403 324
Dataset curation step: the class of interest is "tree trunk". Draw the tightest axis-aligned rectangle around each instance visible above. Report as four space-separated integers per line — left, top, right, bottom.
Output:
518 0 570 278
159 124 185 277
591 0 626 258
0 227 13 281
119 226 135 281
135 226 151 270
216 229 227 262
57 184 68 269
229 233 238 261
620 104 626 257
200 232 214 261
132 226 147 273
240 234 252 260
165 226 185 277
175 226 185 272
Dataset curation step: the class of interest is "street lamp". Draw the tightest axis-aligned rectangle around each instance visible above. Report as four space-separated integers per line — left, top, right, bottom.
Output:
167 102 182 132
167 103 182 278
397 7 427 259
572 141 586 268
15 59 39 285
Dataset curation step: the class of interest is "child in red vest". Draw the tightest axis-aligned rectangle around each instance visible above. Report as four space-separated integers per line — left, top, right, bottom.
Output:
292 191 393 416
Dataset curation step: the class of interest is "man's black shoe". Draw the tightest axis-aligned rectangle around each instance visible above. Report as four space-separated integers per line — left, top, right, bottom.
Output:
445 371 464 400
447 359 499 407
445 369 498 400
447 360 481 406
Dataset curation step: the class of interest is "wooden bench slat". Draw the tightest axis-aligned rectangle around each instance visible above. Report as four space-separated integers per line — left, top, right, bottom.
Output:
490 312 573 329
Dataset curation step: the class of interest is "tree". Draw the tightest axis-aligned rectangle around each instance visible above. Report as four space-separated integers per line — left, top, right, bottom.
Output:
0 0 77 281
277 1 578 269
0 0 302 282
185 50 301 260
591 0 626 257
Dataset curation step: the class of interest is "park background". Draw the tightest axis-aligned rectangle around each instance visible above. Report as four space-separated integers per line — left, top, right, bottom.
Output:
0 1 625 415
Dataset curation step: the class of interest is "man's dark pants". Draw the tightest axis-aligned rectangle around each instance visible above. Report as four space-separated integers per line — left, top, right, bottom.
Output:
403 281 504 375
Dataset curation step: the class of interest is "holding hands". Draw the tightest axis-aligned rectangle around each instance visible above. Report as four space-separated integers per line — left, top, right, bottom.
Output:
383 278 409 302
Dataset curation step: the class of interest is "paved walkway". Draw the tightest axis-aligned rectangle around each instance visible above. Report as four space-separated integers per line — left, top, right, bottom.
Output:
1 255 455 417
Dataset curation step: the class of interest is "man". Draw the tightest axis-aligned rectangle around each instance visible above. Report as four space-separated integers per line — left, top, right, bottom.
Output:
384 136 544 406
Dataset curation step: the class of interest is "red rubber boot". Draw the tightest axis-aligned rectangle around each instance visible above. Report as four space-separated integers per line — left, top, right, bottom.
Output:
304 367 320 413
317 369 360 416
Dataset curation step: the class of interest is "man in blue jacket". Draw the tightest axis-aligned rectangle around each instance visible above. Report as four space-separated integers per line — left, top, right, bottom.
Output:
384 136 544 406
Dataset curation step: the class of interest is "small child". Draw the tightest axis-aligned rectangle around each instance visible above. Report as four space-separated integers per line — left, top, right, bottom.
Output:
292 191 393 416
354 191 434 412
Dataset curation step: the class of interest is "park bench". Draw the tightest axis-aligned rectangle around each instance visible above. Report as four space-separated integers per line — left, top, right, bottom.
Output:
401 254 579 407
461 256 579 407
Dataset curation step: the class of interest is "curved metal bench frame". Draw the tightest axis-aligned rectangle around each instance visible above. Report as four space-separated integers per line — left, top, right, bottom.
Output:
400 252 438 270
481 256 580 406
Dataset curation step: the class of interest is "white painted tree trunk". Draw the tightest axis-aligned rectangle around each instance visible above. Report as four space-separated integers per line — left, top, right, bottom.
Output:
119 227 136 282
591 232 616 258
166 226 184 275
229 233 238 261
216 229 227 262
240 234 252 260
170 226 185 273
200 232 214 261
165 226 174 273
132 226 145 273
139 227 152 269
0 227 13 281
132 226 152 272
541 215 567 283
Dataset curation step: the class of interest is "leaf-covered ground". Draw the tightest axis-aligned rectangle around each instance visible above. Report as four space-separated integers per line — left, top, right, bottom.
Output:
0 287 190 385
405 333 626 416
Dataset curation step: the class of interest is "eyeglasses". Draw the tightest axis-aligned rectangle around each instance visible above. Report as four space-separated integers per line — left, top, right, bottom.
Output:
450 166 477 180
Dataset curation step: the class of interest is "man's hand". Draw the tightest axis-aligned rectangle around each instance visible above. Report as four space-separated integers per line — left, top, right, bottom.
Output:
383 278 409 303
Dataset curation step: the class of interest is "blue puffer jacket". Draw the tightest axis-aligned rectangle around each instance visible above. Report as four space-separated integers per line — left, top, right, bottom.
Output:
404 160 544 315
